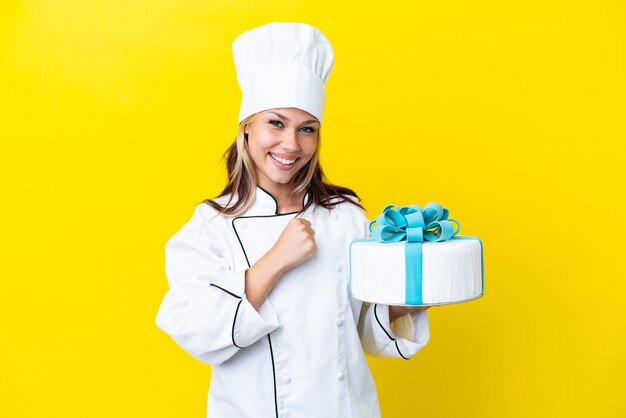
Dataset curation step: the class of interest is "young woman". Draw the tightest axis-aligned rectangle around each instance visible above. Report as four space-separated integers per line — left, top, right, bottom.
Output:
156 22 430 418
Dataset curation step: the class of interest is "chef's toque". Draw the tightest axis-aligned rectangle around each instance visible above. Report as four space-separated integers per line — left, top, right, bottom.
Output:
232 22 334 124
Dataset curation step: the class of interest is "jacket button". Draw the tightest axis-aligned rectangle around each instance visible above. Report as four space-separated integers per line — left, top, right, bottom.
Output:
337 372 345 381
336 264 343 273
279 374 291 384
335 318 344 327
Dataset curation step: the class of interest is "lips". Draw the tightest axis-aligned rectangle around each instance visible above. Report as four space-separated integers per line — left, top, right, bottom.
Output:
268 153 298 170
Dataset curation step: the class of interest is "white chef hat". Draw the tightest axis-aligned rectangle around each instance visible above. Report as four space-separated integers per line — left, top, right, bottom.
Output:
232 22 334 124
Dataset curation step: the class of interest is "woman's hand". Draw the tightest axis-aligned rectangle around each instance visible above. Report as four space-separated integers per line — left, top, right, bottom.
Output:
245 218 316 310
389 304 430 323
270 218 317 272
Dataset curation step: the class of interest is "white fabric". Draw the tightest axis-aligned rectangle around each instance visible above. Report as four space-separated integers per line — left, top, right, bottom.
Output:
232 22 334 123
155 186 430 418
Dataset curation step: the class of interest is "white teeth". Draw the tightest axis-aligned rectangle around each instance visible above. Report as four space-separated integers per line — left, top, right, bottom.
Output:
270 153 296 165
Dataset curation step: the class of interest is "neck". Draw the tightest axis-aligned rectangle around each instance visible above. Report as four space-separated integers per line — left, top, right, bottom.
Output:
258 182 305 213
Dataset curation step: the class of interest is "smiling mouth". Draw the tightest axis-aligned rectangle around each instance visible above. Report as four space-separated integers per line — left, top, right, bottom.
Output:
269 153 297 166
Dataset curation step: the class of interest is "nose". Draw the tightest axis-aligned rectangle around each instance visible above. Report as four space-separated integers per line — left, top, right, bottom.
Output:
280 129 300 152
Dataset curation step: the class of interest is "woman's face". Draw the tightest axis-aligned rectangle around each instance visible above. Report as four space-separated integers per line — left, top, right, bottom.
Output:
245 107 319 190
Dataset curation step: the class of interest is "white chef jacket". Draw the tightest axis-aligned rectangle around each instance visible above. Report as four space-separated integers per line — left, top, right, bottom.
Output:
155 186 430 418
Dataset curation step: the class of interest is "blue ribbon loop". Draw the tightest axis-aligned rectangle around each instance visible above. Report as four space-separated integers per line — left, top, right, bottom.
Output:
369 203 460 244
369 203 461 305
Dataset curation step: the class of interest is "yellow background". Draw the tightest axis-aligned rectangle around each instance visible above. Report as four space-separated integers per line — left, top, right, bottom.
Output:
1 0 625 417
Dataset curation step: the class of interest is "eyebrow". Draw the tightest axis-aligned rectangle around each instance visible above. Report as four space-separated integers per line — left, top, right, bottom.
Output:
267 111 319 125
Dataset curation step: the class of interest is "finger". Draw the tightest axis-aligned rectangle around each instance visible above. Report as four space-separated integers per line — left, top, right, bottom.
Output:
291 218 304 226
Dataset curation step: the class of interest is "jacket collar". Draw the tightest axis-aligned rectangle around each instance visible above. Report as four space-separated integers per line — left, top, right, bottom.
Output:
255 185 311 215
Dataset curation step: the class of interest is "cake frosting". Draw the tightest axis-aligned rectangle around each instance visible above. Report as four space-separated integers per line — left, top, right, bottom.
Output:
349 236 483 306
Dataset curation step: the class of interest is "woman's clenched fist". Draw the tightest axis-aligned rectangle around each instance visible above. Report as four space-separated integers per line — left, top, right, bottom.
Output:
271 217 317 271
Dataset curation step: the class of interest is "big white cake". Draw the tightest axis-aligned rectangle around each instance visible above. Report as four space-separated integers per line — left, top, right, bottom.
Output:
349 236 484 306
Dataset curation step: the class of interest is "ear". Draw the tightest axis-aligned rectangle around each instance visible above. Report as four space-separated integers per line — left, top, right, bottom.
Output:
243 125 249 142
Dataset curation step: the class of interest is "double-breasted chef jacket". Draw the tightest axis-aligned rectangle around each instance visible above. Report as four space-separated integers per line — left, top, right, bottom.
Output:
156 186 430 418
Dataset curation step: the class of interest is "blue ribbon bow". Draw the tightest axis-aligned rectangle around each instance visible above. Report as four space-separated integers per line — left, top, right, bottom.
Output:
369 203 460 244
368 203 461 305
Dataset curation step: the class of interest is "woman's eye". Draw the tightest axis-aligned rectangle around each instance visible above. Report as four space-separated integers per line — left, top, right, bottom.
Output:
300 126 316 134
269 120 283 128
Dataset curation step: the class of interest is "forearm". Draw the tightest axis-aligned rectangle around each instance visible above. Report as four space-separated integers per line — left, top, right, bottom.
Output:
245 248 287 310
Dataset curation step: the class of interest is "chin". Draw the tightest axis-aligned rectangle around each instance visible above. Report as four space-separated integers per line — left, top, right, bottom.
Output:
270 176 294 185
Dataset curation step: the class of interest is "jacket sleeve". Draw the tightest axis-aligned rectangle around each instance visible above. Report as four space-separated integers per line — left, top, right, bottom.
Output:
155 205 280 366
353 208 431 359
357 302 430 360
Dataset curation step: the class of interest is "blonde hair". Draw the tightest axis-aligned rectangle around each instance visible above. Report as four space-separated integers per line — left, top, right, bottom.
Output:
202 112 361 217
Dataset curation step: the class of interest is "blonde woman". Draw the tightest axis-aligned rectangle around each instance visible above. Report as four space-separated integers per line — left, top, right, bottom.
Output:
156 22 430 418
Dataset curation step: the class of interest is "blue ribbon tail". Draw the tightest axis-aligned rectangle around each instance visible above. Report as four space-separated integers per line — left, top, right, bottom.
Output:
405 242 423 305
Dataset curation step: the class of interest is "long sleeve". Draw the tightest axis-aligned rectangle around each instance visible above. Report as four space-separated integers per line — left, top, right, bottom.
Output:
357 302 429 359
353 207 430 359
155 205 280 366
